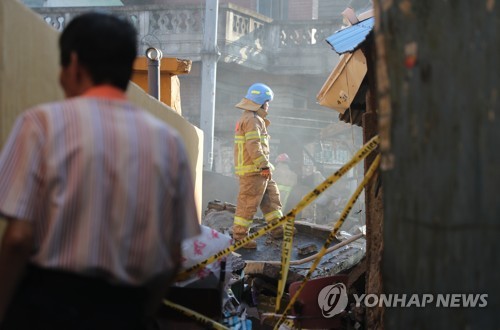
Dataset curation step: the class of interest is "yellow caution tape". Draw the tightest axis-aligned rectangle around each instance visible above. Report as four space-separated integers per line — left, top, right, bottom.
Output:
162 299 230 330
273 154 381 330
170 137 379 329
283 319 295 328
176 135 379 281
275 217 295 313
177 215 289 280
274 135 379 312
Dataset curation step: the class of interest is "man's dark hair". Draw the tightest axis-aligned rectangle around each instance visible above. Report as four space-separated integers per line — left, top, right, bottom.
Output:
59 12 138 90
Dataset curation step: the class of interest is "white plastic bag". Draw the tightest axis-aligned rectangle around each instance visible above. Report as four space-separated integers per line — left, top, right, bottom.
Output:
176 225 232 286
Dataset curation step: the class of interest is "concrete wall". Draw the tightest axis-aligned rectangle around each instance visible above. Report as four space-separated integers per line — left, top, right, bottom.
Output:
122 0 312 20
0 0 203 231
375 0 500 328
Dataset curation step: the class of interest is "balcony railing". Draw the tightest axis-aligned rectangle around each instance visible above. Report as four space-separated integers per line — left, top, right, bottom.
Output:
34 3 341 73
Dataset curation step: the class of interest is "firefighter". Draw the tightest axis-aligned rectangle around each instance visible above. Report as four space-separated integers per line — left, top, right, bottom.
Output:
232 83 283 249
273 153 298 212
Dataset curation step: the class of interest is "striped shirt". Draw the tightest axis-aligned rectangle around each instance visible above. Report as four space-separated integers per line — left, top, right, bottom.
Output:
0 86 200 285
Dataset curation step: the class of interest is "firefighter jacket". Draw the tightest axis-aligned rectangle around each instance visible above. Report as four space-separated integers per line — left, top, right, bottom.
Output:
273 162 298 210
234 110 271 176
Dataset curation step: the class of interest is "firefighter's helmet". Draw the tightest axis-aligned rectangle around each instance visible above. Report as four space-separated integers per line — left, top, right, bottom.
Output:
275 153 290 163
245 83 274 105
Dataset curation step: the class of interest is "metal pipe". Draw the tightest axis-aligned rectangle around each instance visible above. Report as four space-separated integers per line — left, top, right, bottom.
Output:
200 0 220 171
146 47 162 100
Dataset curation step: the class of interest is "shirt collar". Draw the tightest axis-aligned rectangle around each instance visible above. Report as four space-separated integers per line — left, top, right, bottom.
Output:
82 85 127 100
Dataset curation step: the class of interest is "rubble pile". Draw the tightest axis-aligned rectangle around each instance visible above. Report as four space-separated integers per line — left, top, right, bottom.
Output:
197 200 368 329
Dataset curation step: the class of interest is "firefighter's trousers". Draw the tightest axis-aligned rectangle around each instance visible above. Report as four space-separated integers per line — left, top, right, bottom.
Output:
233 174 282 235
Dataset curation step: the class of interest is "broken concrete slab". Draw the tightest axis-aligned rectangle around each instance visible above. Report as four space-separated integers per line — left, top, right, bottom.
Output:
244 262 305 285
297 243 319 256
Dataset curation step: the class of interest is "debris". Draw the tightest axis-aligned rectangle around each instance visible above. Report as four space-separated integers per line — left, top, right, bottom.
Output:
205 200 237 215
244 262 305 285
296 243 318 256
202 209 234 234
197 202 368 329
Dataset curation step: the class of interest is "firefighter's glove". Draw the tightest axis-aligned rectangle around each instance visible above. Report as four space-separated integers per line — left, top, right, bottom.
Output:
260 167 271 179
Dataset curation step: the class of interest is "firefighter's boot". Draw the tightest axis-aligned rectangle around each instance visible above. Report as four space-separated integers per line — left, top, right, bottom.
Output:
232 224 257 249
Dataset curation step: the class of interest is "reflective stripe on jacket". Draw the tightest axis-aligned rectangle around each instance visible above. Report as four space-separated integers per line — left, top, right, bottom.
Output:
234 110 271 176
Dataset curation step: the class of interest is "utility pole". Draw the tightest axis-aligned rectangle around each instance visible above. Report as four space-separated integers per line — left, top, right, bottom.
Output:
200 0 220 171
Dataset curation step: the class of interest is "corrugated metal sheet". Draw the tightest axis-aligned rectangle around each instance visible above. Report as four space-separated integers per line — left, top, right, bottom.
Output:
325 17 374 54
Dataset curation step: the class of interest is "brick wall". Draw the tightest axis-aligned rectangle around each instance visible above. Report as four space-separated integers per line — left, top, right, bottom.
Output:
288 0 314 20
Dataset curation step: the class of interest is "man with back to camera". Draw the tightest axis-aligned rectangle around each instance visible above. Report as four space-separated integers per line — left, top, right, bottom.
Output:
0 12 200 329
